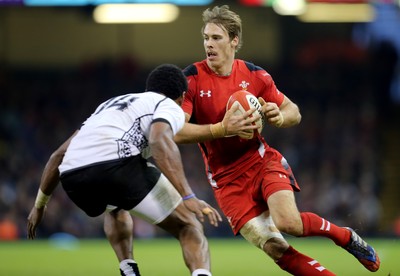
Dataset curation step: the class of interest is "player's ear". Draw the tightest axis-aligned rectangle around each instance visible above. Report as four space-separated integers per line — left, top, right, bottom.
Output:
175 95 183 106
231 36 239 50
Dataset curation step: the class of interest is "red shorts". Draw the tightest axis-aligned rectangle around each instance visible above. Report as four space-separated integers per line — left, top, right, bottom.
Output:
213 148 300 235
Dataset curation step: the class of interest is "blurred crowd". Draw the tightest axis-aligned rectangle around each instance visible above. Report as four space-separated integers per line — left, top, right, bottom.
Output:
0 38 397 240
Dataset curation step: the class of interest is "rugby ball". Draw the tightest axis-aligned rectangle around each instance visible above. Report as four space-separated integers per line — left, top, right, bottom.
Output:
226 90 265 138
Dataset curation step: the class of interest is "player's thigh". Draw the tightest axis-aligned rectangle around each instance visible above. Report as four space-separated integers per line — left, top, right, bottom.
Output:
267 190 302 229
128 173 182 225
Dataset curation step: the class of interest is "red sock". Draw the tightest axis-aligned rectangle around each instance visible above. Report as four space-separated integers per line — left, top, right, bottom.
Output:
276 246 335 275
300 212 351 247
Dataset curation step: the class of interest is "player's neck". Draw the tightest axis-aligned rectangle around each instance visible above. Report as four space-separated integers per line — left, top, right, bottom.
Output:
207 59 234 76
217 70 231 76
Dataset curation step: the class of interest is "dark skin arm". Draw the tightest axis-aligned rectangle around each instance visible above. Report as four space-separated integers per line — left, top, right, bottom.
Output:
27 130 78 239
150 121 222 225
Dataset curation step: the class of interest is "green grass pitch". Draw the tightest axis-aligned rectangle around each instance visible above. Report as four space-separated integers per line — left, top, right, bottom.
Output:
0 237 398 275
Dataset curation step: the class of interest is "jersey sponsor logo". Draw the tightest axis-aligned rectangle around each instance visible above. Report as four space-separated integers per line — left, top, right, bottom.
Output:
239 80 250 90
200 90 212 97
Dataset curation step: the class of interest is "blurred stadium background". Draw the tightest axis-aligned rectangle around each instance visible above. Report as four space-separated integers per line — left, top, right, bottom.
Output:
0 0 399 258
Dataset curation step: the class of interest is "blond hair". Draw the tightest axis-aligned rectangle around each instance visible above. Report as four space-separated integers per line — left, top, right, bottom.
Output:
201 5 243 52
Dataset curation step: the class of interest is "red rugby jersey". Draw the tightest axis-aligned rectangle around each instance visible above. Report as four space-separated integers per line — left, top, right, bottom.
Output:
182 59 284 187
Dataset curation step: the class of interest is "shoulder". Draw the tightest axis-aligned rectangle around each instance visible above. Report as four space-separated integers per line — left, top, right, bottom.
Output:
245 61 266 73
134 92 175 114
152 95 180 111
237 59 266 73
238 60 273 82
153 99 185 134
183 64 198 77
138 92 163 106
183 60 208 78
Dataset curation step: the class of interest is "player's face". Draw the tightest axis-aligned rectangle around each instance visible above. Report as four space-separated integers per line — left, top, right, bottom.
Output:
203 23 238 74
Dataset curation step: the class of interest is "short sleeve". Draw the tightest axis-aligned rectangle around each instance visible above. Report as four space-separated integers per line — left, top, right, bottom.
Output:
153 98 185 135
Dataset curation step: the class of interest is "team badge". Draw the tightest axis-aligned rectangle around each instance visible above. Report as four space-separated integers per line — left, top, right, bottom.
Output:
239 81 250 90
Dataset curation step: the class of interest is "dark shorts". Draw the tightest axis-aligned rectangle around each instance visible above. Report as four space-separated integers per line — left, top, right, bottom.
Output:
60 155 160 217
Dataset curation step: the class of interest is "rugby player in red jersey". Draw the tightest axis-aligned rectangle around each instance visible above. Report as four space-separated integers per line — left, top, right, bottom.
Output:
175 5 380 275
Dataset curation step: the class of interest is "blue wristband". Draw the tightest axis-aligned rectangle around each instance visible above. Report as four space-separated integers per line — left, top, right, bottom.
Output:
182 193 196 200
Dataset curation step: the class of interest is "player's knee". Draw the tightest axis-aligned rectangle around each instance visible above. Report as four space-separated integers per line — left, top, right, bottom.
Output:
178 217 206 245
157 206 203 239
240 211 285 249
104 210 133 239
183 217 203 232
262 237 289 261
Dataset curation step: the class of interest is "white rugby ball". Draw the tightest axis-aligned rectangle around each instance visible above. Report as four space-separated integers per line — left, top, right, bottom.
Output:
226 90 265 138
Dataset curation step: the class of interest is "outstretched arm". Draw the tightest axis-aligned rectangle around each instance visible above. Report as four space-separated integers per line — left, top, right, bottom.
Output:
174 103 260 144
27 130 78 239
149 121 222 226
